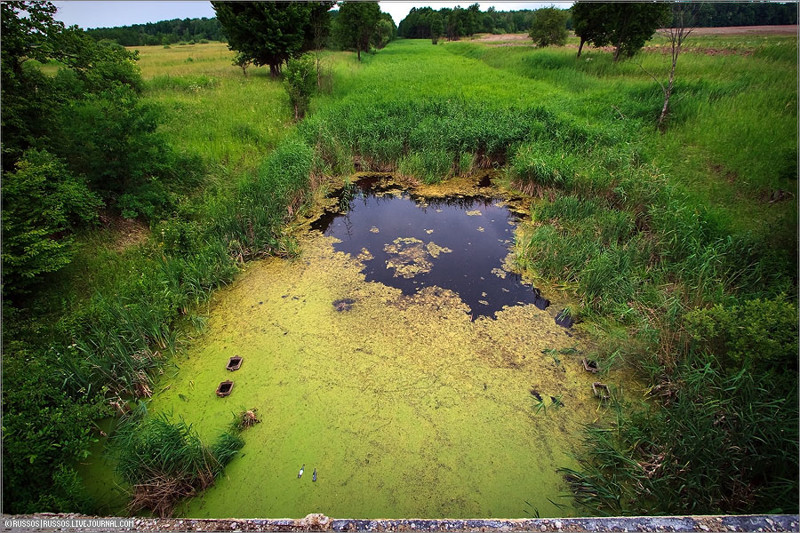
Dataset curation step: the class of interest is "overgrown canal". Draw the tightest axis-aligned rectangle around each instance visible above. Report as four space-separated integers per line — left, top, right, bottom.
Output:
88 175 636 519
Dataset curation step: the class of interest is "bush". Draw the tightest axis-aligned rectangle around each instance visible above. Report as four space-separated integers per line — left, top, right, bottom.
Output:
685 295 798 372
284 53 316 121
2 150 102 296
529 7 569 47
2 337 106 513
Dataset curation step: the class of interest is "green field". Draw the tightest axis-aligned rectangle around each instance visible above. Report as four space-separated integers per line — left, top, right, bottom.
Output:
6 30 798 518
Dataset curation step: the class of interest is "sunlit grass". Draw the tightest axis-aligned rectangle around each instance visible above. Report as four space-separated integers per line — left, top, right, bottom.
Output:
130 42 296 177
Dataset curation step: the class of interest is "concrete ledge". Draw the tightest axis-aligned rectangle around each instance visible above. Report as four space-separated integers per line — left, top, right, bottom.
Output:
2 514 798 532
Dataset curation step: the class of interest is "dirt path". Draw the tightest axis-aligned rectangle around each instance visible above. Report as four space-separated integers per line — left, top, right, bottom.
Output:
683 25 797 35
470 26 797 45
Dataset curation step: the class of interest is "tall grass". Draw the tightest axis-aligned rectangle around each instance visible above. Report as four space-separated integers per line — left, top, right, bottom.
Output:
57 136 312 402
134 42 295 179
209 136 313 259
562 331 798 515
113 404 244 517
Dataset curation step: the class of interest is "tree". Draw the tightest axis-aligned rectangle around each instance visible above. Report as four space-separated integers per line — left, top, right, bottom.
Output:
335 1 381 61
430 13 443 44
465 3 481 36
571 2 610 58
308 2 335 89
212 2 321 77
2 150 102 296
1 2 141 166
233 51 251 76
572 2 670 62
528 7 569 47
445 7 466 41
371 12 396 50
653 3 697 130
2 1 199 290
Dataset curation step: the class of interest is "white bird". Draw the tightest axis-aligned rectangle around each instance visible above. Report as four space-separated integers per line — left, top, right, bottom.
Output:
298 464 305 478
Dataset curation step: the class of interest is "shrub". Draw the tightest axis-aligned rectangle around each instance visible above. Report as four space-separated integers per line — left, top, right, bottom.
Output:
284 53 316 121
2 150 102 296
685 295 798 372
2 337 106 513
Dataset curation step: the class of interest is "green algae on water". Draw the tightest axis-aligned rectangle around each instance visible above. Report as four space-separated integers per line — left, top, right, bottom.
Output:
142 229 631 519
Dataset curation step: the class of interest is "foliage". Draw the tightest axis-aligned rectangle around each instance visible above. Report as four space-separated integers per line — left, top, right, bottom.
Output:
334 1 381 61
441 4 482 41
678 2 797 28
2 317 107 513
232 51 251 76
284 53 317 121
430 13 443 45
1 4 238 515
685 296 798 372
528 7 569 47
2 150 102 297
212 2 329 76
3 26 797 519
572 2 671 61
399 5 537 39
1 1 203 293
85 17 223 46
212 137 313 259
372 13 397 50
571 2 608 58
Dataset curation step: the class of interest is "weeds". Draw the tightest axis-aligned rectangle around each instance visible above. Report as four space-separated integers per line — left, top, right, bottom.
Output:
113 405 244 517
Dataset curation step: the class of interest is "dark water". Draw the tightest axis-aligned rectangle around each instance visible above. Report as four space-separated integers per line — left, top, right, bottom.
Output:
312 181 549 319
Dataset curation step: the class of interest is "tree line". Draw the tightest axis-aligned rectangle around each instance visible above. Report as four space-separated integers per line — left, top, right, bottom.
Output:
397 1 797 42
687 2 797 27
85 17 223 46
83 4 398 56
84 3 796 51
398 4 529 40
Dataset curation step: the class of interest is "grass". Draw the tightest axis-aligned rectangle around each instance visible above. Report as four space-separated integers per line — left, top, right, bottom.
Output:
132 42 295 179
112 404 244 517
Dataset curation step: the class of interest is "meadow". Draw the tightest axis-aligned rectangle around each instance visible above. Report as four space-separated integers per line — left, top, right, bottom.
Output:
12 31 797 517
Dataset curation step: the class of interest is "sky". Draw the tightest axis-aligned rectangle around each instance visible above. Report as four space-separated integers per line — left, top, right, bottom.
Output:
52 1 571 30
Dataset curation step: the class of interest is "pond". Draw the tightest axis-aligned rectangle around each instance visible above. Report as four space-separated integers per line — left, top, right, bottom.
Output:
313 178 551 319
97 175 630 519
